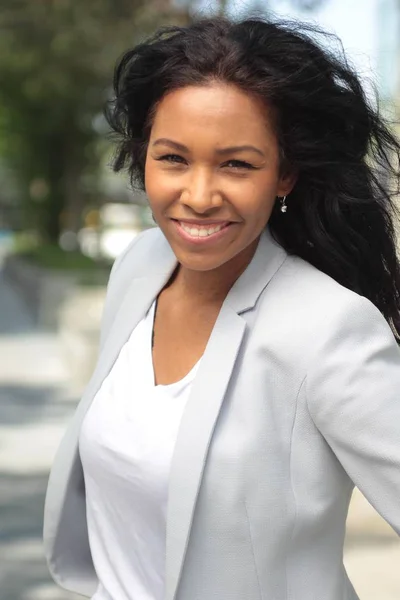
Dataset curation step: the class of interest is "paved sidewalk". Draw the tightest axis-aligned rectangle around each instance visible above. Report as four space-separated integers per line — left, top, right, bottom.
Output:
345 490 400 598
0 269 399 599
0 271 81 600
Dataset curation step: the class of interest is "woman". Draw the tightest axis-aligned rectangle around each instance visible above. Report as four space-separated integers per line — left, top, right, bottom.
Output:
44 15 400 600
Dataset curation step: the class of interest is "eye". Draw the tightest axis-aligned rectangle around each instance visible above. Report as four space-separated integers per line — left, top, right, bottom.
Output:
224 159 256 170
156 154 186 164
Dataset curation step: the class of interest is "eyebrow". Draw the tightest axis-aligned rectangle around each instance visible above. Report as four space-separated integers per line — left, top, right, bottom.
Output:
152 138 265 158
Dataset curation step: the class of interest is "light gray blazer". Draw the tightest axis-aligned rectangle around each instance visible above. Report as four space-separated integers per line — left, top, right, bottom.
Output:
44 226 400 600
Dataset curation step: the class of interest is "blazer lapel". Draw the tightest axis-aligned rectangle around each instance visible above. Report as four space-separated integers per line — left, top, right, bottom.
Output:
165 305 246 600
61 233 179 448
78 248 178 421
165 228 287 600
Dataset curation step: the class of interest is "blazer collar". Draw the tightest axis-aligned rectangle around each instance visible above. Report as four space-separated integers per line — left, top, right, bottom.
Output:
77 225 287 600
224 226 287 314
125 225 287 315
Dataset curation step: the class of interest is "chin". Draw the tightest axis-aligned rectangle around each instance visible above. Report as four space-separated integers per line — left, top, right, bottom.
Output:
175 251 234 272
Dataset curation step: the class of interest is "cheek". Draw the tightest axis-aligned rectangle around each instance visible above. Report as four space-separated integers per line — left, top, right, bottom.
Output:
145 161 176 204
235 177 278 217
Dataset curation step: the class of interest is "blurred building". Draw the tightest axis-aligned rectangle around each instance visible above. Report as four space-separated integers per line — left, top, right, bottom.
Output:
376 0 400 107
258 0 400 105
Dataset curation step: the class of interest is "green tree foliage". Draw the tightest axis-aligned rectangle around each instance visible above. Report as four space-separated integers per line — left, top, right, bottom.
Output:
0 0 189 242
0 0 325 242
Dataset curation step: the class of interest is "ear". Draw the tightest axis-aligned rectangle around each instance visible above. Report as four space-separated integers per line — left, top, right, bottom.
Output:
276 167 298 198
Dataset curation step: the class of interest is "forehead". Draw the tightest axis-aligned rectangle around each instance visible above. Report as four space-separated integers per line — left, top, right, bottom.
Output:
149 83 276 145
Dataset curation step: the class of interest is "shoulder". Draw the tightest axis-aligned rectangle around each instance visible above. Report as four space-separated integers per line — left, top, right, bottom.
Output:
279 253 380 316
108 226 162 285
98 227 164 349
265 252 395 351
256 253 398 406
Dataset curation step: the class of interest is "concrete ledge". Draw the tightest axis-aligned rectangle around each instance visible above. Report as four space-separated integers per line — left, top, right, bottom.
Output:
58 286 106 392
2 255 82 329
2 254 109 330
3 254 108 390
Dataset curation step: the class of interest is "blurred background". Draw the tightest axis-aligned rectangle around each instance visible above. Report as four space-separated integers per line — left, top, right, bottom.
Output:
0 0 399 598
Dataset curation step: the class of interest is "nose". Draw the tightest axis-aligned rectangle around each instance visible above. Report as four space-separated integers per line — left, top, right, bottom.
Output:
180 168 223 213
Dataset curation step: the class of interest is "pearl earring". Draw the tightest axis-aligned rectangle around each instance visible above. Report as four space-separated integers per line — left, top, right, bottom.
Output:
280 196 287 213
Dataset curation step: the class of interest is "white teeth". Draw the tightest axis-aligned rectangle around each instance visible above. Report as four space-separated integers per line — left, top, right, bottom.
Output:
180 222 225 237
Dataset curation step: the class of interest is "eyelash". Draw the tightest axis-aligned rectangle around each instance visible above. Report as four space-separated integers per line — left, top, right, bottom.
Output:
156 154 256 170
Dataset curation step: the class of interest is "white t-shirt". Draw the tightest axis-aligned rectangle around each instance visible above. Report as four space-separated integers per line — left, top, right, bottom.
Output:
79 298 202 600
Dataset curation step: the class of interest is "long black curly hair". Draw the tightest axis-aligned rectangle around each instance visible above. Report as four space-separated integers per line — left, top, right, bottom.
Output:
105 15 400 340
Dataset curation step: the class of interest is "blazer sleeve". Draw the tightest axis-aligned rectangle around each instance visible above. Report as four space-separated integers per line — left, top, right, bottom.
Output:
306 294 400 535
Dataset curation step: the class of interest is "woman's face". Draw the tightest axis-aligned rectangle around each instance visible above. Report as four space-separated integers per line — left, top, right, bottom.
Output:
145 82 296 273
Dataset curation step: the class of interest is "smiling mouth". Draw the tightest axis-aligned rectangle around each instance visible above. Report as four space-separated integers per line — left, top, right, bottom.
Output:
172 218 236 243
174 220 230 236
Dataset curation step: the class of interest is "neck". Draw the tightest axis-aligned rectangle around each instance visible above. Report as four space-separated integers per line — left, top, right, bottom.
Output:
169 236 260 305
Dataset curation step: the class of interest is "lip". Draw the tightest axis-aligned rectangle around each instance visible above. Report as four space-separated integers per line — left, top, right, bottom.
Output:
172 219 232 226
172 219 235 245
